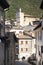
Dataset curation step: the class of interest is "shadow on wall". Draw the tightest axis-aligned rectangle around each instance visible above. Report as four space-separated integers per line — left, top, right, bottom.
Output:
13 34 18 43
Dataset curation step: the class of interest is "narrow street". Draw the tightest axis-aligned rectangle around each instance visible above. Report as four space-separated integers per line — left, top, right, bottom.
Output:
0 0 43 65
15 61 31 65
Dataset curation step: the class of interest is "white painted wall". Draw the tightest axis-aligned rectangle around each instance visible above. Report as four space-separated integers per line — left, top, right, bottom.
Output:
18 39 36 60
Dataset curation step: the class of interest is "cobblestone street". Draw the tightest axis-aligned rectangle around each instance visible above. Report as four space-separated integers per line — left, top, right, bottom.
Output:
15 61 31 65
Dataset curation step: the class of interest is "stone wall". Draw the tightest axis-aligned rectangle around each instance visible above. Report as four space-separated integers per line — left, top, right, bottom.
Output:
8 32 15 65
0 42 4 65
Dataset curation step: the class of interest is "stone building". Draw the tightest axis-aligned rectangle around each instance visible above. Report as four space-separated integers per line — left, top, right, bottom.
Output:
7 32 18 65
10 23 36 61
5 8 37 61
33 19 43 65
16 8 39 26
5 18 18 65
0 0 9 65
18 33 36 61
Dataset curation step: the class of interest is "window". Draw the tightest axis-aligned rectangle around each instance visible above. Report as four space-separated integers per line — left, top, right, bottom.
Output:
19 31 22 33
38 31 42 40
41 46 43 53
19 31 22 35
26 48 28 51
15 55 18 59
21 41 23 44
26 41 28 44
29 22 31 25
21 48 23 52
35 32 37 40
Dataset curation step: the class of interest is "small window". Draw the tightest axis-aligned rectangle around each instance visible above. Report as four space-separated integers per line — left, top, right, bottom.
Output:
21 48 23 52
41 46 43 53
19 31 22 34
29 22 31 25
26 48 28 51
21 41 23 44
38 31 42 40
26 41 28 44
39 51 40 56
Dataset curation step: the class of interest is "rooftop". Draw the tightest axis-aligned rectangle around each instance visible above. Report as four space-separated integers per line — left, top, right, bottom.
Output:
18 34 33 40
34 22 41 30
